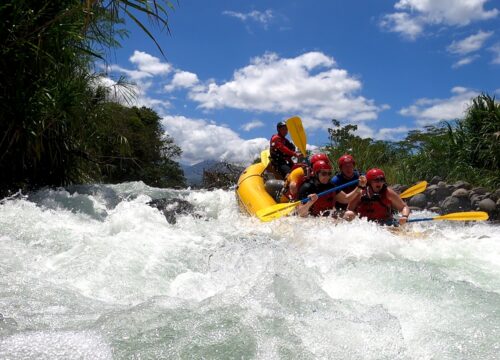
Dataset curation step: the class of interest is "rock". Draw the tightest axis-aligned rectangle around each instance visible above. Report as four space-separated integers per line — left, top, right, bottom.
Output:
452 181 472 190
408 193 427 209
430 176 442 185
441 196 472 213
430 186 452 204
393 184 406 194
148 197 201 224
471 187 488 195
488 192 498 202
470 194 484 208
478 198 497 212
429 206 442 213
451 188 470 198
494 189 500 200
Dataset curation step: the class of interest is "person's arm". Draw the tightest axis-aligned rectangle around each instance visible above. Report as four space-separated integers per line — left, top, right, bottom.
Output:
297 194 318 217
336 175 367 203
273 137 299 157
387 188 410 225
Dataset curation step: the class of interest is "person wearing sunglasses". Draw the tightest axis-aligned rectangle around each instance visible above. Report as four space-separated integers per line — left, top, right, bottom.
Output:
345 168 410 226
282 152 329 201
297 160 367 217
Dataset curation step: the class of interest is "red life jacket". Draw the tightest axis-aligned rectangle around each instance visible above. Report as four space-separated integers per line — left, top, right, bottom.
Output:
298 179 336 216
356 186 392 221
270 134 295 163
311 192 336 216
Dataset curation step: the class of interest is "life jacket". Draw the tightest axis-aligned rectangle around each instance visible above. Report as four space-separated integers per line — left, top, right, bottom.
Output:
331 170 360 193
270 134 295 164
298 179 336 216
282 165 310 201
356 185 393 222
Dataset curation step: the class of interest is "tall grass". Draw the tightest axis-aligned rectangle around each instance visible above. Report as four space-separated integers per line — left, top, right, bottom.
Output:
323 95 500 189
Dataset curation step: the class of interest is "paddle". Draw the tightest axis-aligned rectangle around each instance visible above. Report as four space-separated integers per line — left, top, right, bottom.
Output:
286 116 307 157
407 211 489 223
400 181 428 199
256 179 359 222
260 149 270 168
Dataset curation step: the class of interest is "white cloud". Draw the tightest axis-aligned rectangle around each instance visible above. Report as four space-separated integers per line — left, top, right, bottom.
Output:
381 0 498 39
447 30 494 55
375 126 413 141
399 86 479 126
380 12 424 39
489 42 500 63
165 71 199 92
188 52 384 129
223 9 274 27
129 50 172 75
161 115 268 165
452 55 480 68
107 64 153 81
241 119 265 131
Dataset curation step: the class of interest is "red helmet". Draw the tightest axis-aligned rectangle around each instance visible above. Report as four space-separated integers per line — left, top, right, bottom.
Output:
366 168 385 182
310 153 329 164
312 160 332 175
338 154 355 168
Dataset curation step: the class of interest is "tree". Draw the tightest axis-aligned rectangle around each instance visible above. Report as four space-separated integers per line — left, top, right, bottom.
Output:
0 0 176 195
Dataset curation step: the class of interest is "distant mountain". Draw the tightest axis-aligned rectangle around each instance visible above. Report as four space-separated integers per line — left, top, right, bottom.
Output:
181 160 218 187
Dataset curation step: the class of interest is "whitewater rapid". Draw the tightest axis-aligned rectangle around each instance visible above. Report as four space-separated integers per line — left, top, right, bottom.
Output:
0 182 499 359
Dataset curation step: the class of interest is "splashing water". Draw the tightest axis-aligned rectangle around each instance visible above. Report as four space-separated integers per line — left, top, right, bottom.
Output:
1 182 499 359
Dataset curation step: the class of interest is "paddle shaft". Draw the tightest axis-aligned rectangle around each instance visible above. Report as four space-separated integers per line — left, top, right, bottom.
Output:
407 218 434 223
301 179 359 204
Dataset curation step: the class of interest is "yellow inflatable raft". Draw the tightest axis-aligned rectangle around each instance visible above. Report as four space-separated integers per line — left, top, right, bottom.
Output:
236 162 277 216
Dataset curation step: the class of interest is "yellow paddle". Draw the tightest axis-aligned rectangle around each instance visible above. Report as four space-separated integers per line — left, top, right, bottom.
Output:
286 116 307 157
408 211 489 223
260 149 270 168
400 181 428 199
256 179 359 222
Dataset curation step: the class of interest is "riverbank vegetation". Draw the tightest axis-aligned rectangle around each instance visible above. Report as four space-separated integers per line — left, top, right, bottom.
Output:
325 93 500 189
0 0 184 197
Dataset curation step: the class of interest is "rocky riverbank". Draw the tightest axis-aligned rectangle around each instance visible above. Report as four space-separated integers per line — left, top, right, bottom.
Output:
393 177 500 222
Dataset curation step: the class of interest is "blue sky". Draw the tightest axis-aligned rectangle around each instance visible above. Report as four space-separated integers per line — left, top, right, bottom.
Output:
103 0 500 165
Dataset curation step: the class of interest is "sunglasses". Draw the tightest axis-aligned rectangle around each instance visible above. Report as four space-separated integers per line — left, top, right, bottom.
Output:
319 171 332 176
372 176 385 182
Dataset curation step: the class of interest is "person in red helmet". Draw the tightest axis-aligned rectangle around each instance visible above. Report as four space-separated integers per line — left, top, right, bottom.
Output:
297 160 367 217
283 152 329 201
331 154 361 211
345 168 410 226
269 122 301 179
310 153 329 164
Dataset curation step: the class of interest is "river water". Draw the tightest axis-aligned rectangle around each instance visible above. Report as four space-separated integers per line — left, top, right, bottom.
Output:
0 182 499 359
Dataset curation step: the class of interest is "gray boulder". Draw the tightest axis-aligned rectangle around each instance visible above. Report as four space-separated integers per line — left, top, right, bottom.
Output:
430 176 442 185
451 188 470 198
441 196 472 213
452 181 472 190
148 197 202 224
408 193 427 209
471 187 488 195
428 185 452 205
478 198 496 212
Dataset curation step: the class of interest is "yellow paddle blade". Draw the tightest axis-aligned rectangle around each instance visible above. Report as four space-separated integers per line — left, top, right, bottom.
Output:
400 181 428 199
256 201 301 222
434 211 489 221
260 149 270 167
286 116 307 156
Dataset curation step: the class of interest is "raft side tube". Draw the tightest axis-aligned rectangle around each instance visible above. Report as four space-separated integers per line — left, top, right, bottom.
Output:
236 162 277 216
